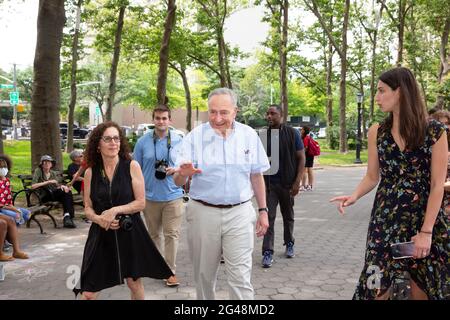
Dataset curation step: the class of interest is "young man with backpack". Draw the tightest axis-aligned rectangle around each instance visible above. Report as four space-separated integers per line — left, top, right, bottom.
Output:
301 126 320 191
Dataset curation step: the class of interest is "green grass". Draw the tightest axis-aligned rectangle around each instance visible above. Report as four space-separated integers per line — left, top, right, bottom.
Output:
315 138 368 166
318 150 368 166
3 140 71 191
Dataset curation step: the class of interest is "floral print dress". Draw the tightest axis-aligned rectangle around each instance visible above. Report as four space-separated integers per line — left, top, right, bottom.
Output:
353 120 449 300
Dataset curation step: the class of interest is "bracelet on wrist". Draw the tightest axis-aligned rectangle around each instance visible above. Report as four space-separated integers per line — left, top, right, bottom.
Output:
420 230 432 234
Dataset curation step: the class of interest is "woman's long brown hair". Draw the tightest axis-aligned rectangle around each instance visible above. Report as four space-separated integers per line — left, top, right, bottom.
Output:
379 67 428 151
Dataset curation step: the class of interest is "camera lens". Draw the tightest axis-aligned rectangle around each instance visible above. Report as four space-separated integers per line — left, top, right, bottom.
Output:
154 160 168 180
155 167 167 179
119 215 133 232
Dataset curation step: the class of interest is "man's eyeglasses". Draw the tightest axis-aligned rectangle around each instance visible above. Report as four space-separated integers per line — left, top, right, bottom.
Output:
101 135 120 143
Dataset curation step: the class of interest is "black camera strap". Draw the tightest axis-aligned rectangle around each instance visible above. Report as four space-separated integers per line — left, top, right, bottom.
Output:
152 128 171 163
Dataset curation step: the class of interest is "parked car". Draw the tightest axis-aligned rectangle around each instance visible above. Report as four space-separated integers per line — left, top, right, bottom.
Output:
2 128 12 139
317 127 326 138
60 122 89 139
137 123 185 138
120 126 134 137
309 131 318 139
137 123 152 132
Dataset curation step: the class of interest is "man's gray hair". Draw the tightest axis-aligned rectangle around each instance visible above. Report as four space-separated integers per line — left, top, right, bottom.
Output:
208 88 238 107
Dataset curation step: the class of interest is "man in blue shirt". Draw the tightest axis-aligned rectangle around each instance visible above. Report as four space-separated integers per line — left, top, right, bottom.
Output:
173 88 270 300
261 105 305 268
133 105 184 287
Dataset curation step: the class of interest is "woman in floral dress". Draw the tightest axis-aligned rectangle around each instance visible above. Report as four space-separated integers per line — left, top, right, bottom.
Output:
331 67 448 300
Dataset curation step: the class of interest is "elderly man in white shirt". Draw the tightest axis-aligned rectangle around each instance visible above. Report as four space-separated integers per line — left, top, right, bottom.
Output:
173 87 270 300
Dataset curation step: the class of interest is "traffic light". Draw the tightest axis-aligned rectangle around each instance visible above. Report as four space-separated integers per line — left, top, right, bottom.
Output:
17 104 24 112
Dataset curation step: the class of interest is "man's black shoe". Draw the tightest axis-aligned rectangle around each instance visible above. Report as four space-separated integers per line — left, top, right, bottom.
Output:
262 250 273 268
63 216 76 228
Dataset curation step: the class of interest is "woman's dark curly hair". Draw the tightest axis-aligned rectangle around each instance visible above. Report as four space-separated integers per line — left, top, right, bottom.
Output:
84 121 131 168
0 154 12 176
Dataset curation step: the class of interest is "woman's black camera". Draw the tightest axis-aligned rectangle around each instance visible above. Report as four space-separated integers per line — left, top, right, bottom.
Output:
154 159 168 180
118 214 133 232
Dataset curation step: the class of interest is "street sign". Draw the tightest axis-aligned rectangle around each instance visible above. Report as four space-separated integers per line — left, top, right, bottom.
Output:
0 84 14 89
9 91 19 106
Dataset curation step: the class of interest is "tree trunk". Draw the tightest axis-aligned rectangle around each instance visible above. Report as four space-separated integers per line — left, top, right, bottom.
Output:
169 62 192 131
339 0 350 153
214 0 228 88
360 84 367 139
326 15 333 134
280 0 289 123
435 17 450 109
106 5 126 121
221 0 232 89
217 31 228 88
223 36 232 89
396 0 407 66
31 0 65 171
419 79 428 109
326 56 333 145
181 67 192 131
369 5 383 123
0 124 3 154
157 0 176 105
362 101 367 140
325 61 333 125
369 33 377 124
438 17 450 83
97 99 105 122
66 0 82 153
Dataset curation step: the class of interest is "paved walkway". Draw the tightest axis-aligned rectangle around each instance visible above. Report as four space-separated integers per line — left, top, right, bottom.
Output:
0 167 374 300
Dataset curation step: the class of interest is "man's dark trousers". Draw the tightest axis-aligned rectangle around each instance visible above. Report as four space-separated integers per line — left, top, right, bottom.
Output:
262 182 295 254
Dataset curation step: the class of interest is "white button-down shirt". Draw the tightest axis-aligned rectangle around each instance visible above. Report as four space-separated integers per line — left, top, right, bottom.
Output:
175 121 270 205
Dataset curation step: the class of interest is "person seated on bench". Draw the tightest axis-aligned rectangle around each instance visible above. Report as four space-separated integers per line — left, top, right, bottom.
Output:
31 155 76 229
0 215 29 261
0 155 30 226
67 149 86 195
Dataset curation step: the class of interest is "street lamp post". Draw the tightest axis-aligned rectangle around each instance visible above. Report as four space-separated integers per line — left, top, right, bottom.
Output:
355 92 364 164
12 63 18 140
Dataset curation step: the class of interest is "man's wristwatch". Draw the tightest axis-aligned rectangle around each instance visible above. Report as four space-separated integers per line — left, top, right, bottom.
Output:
258 207 269 213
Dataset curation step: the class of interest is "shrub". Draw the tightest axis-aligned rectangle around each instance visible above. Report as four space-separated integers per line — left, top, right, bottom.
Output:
128 133 139 151
73 142 85 150
327 126 340 150
348 138 368 150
